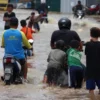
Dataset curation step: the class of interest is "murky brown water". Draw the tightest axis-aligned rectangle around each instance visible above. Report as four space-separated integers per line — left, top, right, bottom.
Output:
0 9 100 100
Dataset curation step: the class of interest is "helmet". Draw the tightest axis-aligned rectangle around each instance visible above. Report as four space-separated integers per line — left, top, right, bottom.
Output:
58 18 71 30
78 0 81 4
56 40 65 50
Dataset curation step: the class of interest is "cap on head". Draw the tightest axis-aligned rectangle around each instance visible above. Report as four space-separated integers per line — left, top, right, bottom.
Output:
56 40 65 50
10 17 18 27
58 18 71 30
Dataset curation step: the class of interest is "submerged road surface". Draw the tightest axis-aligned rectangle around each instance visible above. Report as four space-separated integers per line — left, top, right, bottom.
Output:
0 9 100 100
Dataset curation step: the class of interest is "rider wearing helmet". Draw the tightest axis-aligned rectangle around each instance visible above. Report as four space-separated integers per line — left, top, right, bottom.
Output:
76 1 84 11
51 17 82 50
1 17 31 80
72 1 85 17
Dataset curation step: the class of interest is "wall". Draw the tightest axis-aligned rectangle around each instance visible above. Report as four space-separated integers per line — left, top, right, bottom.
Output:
86 0 100 7
61 0 86 13
47 0 60 12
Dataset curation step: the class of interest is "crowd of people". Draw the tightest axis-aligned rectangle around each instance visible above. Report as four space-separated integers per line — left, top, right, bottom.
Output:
1 2 100 100
43 18 100 99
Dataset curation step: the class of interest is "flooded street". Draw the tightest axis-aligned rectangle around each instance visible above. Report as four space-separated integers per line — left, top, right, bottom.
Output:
0 9 100 100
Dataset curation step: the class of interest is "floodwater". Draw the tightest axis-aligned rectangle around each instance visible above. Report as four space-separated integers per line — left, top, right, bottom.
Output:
0 9 100 100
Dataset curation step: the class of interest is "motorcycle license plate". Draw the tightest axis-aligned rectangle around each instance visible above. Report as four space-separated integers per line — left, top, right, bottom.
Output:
5 75 10 80
5 68 11 74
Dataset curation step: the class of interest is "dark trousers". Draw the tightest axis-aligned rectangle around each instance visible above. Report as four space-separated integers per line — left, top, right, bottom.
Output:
33 22 40 31
70 66 83 88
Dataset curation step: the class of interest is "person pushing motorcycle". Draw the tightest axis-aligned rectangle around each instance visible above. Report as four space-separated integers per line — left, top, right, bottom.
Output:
1 17 31 81
43 17 82 84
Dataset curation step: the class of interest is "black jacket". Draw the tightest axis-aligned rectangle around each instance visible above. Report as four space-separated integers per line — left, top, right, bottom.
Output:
51 29 81 48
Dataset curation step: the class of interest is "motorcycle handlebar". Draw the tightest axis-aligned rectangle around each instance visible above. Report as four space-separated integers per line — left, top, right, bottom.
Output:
1 46 4 48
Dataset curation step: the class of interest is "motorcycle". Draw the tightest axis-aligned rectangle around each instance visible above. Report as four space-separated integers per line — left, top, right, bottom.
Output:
23 39 34 57
76 10 84 19
86 4 100 15
3 54 22 85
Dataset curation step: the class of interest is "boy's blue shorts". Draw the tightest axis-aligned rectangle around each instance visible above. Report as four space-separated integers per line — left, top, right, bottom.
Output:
86 79 100 90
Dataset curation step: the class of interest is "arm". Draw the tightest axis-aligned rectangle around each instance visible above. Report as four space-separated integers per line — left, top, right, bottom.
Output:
3 13 10 21
74 31 81 41
34 14 43 22
13 12 16 17
26 16 30 20
1 32 5 47
20 31 31 49
62 54 68 71
47 52 51 62
3 17 11 21
63 54 67 67
74 31 83 51
50 32 56 49
31 29 36 33
3 12 15 21
85 43 87 55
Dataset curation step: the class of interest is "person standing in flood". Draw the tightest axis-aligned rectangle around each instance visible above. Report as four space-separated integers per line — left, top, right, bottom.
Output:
85 27 100 100
67 40 84 89
3 4 16 30
26 12 43 32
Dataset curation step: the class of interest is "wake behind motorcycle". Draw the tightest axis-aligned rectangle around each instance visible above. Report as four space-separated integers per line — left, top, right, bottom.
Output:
3 54 22 85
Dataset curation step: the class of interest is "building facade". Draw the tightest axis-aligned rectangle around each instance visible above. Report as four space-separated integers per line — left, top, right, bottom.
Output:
61 0 86 13
9 0 100 13
86 0 100 6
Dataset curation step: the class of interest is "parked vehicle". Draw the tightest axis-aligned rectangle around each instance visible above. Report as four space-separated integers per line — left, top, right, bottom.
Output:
0 0 8 10
87 4 100 15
